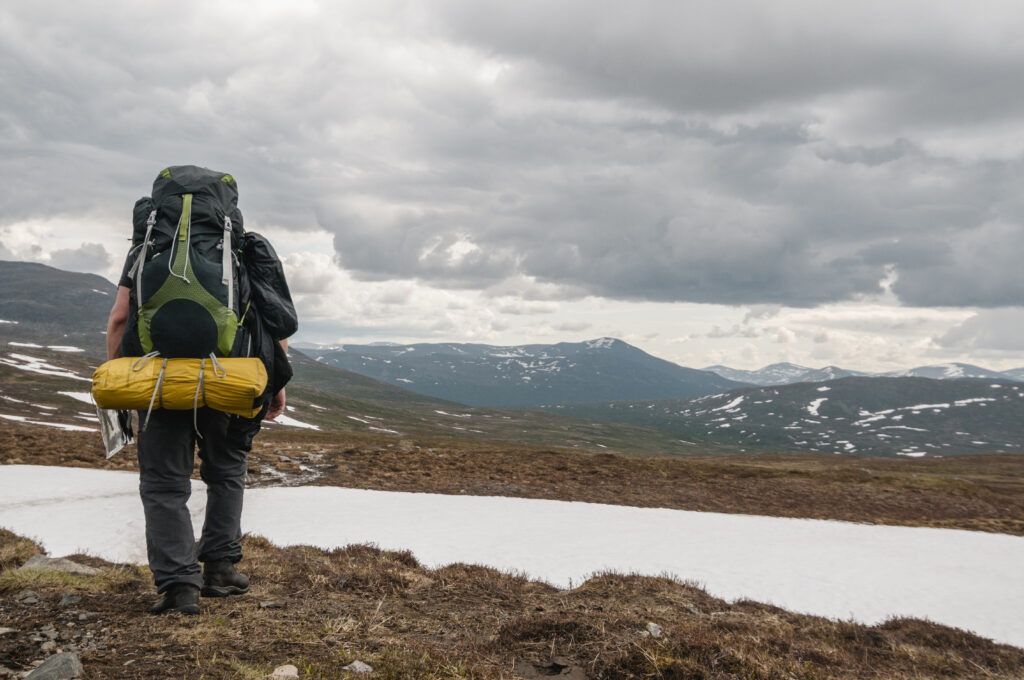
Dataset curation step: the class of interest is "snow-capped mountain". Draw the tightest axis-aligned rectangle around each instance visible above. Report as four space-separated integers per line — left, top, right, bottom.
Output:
546 376 1024 457
703 362 867 386
1002 367 1024 381
885 363 1014 381
306 338 746 408
705 361 1022 386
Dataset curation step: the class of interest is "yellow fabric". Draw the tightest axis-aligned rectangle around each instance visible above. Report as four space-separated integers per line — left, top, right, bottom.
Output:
92 357 267 418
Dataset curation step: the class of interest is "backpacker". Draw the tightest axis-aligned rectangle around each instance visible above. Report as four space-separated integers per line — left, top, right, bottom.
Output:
108 165 296 429
127 165 246 359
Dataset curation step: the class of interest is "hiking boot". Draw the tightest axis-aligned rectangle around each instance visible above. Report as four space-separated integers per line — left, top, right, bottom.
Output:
150 583 200 616
201 560 250 597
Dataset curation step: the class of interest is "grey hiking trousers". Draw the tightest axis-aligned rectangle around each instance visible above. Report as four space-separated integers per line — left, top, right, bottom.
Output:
136 408 260 593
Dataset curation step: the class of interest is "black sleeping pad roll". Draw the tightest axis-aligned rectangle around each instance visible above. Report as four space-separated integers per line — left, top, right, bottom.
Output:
242 232 298 340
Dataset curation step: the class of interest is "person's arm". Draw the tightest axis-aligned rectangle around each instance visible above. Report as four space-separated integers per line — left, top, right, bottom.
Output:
265 338 287 420
106 286 131 360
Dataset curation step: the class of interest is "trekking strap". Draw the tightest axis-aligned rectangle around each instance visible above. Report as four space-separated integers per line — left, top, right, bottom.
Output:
190 354 227 436
141 357 169 432
167 194 193 284
192 358 207 438
208 352 227 379
131 351 161 372
128 210 157 300
222 216 234 309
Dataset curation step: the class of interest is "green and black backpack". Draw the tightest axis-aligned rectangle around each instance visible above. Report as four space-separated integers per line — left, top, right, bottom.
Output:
127 165 246 359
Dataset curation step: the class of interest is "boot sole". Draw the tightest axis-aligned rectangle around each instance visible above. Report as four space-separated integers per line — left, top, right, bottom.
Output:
151 604 200 616
201 584 250 597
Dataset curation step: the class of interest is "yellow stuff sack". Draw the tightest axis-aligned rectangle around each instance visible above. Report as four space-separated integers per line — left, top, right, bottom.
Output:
92 357 268 418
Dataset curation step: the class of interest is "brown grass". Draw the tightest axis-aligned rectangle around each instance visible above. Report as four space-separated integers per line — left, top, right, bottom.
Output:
1 531 1021 679
0 528 41 571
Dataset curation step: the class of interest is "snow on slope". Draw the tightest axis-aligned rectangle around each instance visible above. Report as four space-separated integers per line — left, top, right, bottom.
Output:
1 466 1022 648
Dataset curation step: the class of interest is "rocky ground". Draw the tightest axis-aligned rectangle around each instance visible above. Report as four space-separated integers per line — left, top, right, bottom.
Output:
4 418 1024 678
2 529 1024 680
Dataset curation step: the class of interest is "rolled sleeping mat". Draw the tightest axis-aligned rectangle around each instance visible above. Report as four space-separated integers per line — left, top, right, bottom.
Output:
92 357 268 418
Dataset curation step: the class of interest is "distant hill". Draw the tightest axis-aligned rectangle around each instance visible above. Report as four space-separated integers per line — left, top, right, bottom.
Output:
705 360 1023 386
303 338 747 407
704 362 867 385
885 363 1015 381
544 376 1024 457
0 262 707 455
0 261 116 355
1003 367 1024 381
4 260 1022 458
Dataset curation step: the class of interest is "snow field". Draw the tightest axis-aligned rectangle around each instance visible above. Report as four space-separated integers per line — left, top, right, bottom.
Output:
0 465 1022 648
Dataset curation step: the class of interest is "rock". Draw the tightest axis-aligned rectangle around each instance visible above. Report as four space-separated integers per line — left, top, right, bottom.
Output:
683 603 700 615
59 594 82 607
645 622 663 638
512 659 586 679
24 653 83 679
15 590 40 605
20 556 99 577
271 664 299 679
341 660 373 674
259 600 286 609
0 628 17 636
40 640 57 652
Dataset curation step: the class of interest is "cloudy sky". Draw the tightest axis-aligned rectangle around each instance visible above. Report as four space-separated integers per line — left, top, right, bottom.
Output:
2 0 1023 371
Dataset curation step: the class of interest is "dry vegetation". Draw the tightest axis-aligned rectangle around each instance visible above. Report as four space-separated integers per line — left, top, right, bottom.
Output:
2 532 1023 679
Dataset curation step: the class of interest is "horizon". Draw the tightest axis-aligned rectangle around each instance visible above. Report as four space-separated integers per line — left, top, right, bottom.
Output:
2 2 1022 372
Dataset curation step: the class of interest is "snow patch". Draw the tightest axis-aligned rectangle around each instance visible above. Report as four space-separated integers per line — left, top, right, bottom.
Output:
806 398 827 416
269 415 319 430
711 396 745 412
0 354 90 381
0 414 96 432
58 391 94 405
1 466 1023 648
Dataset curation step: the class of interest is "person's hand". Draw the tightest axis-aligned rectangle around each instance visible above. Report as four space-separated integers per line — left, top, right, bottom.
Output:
266 387 286 420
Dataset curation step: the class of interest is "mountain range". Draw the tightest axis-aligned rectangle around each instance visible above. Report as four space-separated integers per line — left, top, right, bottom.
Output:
301 338 744 407
2 260 1022 458
543 377 1024 457
703 361 1024 386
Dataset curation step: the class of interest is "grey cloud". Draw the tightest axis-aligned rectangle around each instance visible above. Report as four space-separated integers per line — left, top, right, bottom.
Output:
937 308 1024 351
888 222 1024 307
434 0 1024 123
707 325 760 339
552 320 591 332
48 242 111 274
2 1 1023 311
816 140 915 167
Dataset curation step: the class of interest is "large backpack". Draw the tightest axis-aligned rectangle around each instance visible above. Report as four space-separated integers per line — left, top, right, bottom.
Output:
128 166 246 359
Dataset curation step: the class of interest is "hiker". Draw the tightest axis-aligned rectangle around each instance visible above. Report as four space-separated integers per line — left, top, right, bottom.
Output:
104 166 296 615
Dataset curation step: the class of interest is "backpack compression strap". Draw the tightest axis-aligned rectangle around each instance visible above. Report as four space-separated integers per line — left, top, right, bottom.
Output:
223 216 233 310
127 210 157 300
